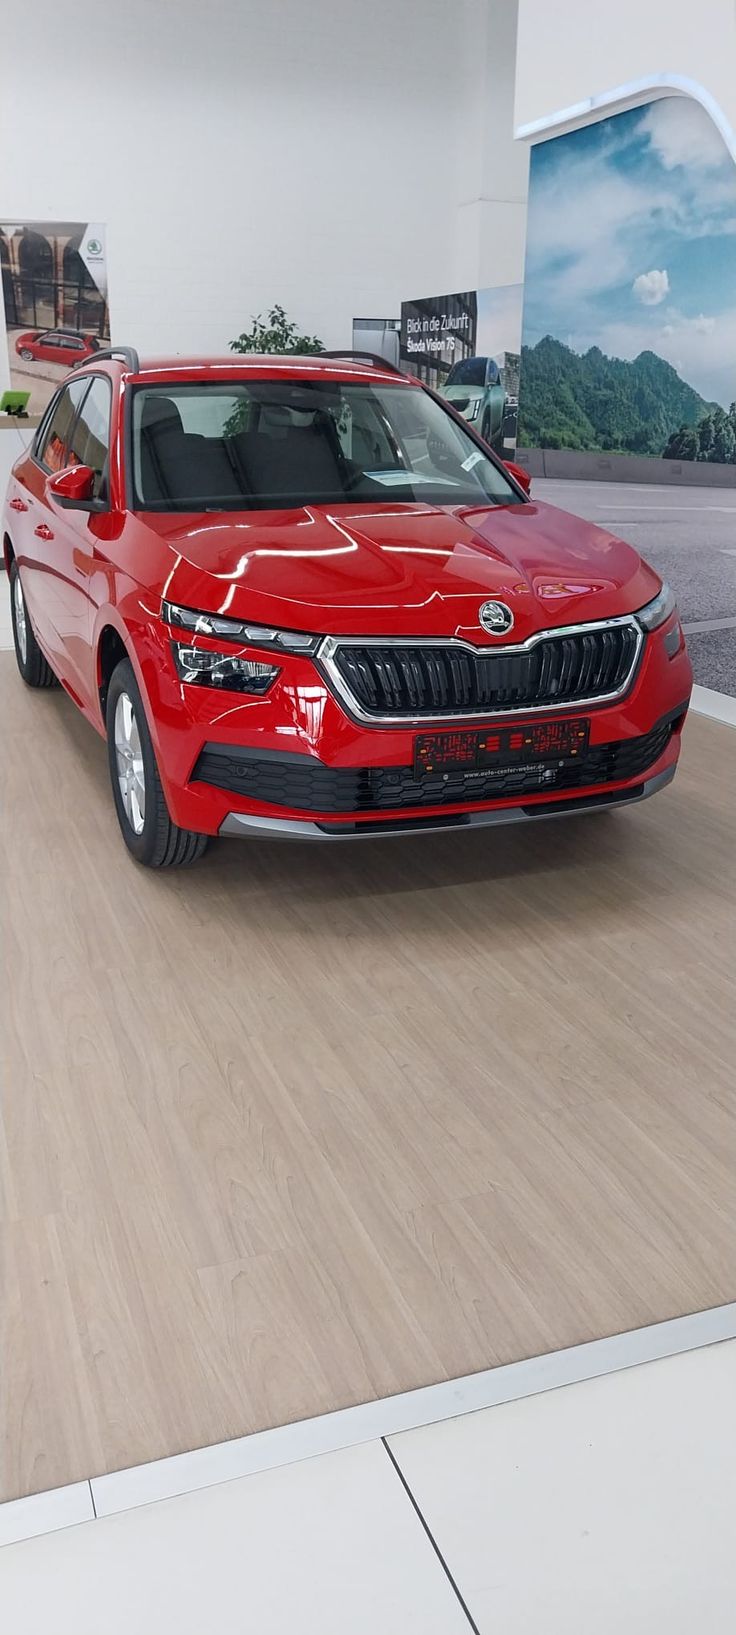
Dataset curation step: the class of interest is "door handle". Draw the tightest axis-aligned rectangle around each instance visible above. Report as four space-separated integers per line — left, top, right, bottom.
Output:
9 497 28 513
34 523 54 541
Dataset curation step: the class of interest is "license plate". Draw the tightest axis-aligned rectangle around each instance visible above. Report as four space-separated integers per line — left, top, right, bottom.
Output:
414 718 590 777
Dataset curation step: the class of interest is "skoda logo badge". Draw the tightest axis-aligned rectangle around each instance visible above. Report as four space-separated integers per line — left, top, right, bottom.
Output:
479 600 514 635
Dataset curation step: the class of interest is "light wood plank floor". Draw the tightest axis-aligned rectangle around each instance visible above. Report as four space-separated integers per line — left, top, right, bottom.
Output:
1 650 735 1501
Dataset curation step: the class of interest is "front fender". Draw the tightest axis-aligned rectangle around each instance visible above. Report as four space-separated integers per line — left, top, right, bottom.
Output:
92 596 165 747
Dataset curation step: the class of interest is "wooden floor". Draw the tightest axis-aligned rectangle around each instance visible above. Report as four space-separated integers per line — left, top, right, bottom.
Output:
1 649 735 1502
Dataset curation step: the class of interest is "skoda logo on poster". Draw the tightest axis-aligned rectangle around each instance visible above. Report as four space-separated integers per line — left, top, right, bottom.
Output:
479 600 514 636
80 222 108 296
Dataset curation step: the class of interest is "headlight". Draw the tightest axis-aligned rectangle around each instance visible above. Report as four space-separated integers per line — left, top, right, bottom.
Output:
466 399 481 420
172 643 279 695
163 600 321 655
636 583 677 632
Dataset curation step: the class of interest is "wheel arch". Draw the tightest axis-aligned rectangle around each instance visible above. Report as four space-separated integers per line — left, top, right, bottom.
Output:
94 611 164 756
3 531 15 573
97 622 131 718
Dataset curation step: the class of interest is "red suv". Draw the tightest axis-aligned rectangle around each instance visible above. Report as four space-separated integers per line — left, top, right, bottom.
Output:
3 347 692 866
15 329 100 368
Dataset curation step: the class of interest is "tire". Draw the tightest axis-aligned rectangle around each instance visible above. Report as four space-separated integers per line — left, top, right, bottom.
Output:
19 348 34 361
481 410 491 444
105 657 209 868
9 560 58 688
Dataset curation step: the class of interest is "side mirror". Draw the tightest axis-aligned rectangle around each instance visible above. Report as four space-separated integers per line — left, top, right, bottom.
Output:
503 460 532 496
47 464 100 511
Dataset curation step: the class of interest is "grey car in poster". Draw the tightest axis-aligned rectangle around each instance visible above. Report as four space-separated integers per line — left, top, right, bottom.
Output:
440 355 506 448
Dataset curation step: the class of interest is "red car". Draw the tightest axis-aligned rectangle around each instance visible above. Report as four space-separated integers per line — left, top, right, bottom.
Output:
3 346 692 867
15 329 100 368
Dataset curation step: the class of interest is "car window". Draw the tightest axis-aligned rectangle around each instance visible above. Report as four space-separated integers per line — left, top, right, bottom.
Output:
39 331 84 350
37 378 89 473
445 357 486 387
33 390 63 456
131 379 524 511
67 375 112 497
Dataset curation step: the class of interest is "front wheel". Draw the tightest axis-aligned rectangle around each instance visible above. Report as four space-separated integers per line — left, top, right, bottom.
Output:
9 561 58 687
106 657 208 867
481 409 491 444
19 347 34 361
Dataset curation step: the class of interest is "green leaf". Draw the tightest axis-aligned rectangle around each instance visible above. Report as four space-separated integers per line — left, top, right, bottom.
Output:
230 304 324 356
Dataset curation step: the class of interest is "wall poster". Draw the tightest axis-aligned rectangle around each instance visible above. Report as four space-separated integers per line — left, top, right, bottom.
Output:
0 221 110 415
519 97 736 465
399 284 522 455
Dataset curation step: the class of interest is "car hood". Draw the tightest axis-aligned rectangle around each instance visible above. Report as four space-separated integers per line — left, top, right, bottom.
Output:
150 499 659 641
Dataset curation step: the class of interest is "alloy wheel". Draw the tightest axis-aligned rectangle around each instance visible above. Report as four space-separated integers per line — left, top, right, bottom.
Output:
114 690 146 835
13 571 27 664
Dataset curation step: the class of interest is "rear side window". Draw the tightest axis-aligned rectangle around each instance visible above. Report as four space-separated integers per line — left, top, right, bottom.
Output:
36 378 89 473
67 376 112 497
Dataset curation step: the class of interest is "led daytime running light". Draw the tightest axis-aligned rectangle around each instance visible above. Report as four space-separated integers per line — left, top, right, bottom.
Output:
636 584 677 632
163 599 321 655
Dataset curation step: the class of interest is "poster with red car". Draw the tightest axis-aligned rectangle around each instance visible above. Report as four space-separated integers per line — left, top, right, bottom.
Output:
0 221 110 414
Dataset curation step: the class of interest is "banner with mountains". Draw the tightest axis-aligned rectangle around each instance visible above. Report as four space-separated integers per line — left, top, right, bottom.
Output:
519 98 736 465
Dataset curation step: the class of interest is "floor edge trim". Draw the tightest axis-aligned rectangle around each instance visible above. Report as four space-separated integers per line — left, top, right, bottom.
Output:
3 1302 735 1545
689 683 736 726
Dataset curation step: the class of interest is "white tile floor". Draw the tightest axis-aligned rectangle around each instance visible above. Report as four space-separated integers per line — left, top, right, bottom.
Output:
0 1440 470 1635
390 1339 736 1635
1 1341 734 1632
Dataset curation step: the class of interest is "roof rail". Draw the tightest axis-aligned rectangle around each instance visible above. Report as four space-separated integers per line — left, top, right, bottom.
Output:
72 345 140 373
318 349 406 376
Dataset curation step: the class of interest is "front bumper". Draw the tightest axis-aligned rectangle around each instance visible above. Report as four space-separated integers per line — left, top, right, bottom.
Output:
139 614 693 837
218 764 677 840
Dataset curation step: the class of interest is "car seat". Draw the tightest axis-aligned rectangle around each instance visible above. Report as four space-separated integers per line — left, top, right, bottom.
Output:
138 396 246 505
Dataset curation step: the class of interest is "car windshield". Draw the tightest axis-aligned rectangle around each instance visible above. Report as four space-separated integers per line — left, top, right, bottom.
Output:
130 379 524 512
444 357 488 387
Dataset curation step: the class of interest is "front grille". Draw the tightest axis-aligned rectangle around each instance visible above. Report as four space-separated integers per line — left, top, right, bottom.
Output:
325 623 641 719
193 714 676 815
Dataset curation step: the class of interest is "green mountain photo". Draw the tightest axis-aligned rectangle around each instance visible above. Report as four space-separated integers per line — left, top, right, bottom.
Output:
518 336 721 457
520 99 736 468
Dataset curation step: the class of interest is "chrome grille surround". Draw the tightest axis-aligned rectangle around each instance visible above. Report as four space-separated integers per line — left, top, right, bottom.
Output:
317 616 645 725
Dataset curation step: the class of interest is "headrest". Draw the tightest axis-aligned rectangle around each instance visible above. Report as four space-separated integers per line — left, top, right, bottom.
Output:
140 396 184 434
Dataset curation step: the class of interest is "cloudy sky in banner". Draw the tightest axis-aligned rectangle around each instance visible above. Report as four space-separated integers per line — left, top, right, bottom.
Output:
522 97 736 406
476 284 522 360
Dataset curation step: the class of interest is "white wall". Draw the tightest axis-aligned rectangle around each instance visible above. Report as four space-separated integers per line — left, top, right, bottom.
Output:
456 0 529 291
514 0 736 152
7 0 735 389
0 0 527 378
